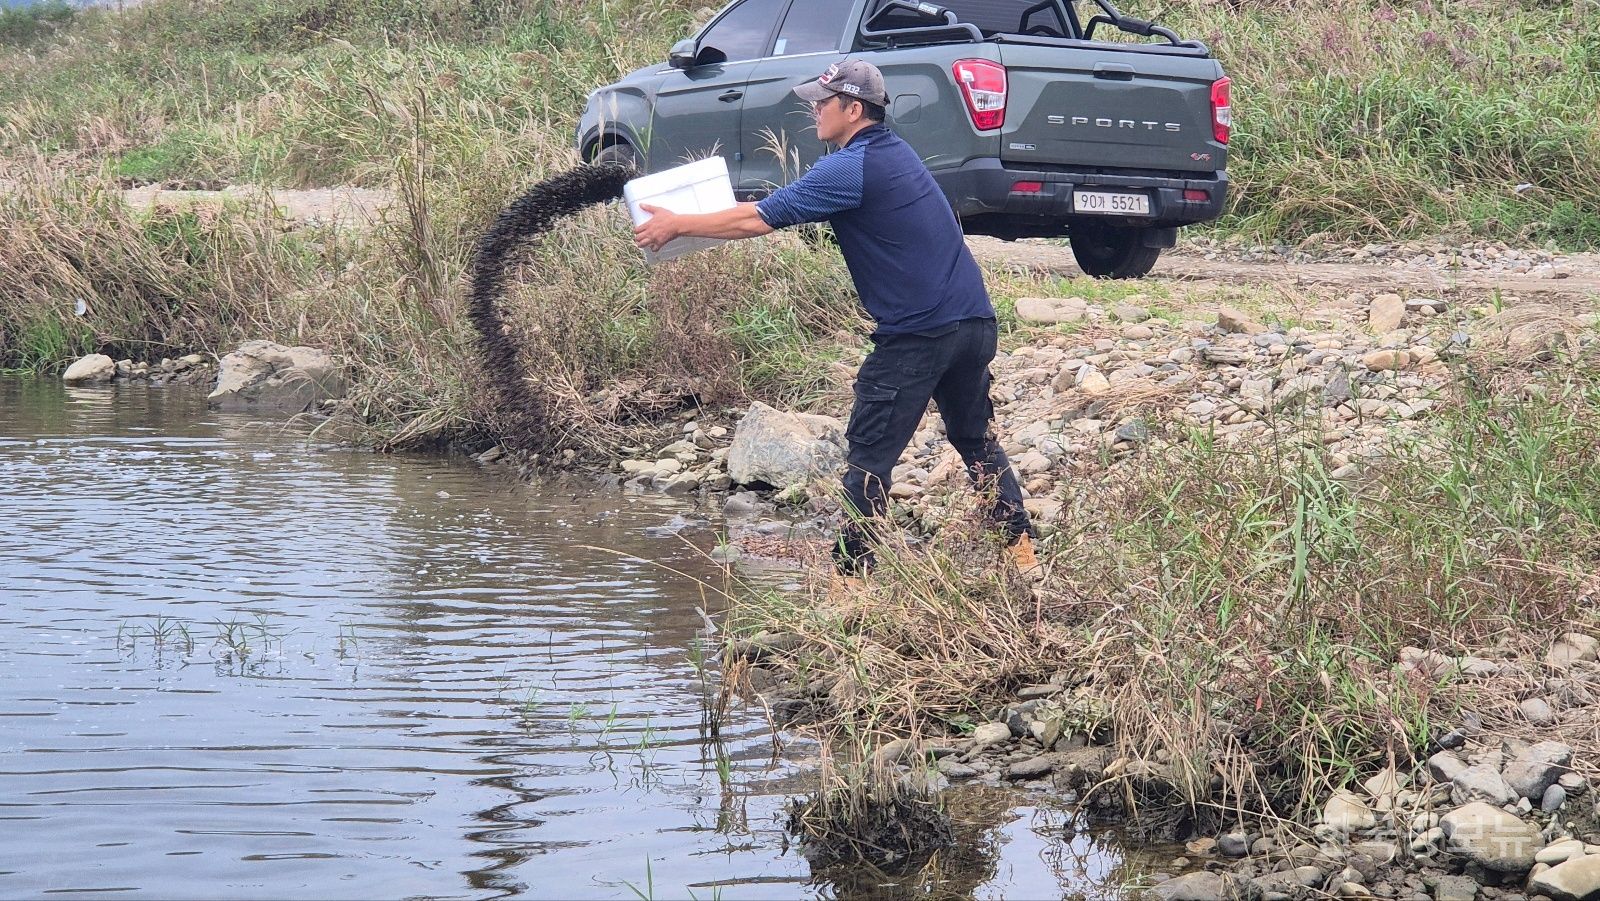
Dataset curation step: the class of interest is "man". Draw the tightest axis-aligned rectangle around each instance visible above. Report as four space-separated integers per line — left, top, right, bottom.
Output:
633 60 1036 576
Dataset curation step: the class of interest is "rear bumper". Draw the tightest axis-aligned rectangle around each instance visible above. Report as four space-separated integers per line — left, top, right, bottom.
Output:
934 158 1229 234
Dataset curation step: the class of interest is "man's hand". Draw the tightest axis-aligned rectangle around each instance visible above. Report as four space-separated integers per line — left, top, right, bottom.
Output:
633 204 681 253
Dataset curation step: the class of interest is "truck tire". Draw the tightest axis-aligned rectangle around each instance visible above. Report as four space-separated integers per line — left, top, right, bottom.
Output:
591 141 638 172
1070 223 1162 279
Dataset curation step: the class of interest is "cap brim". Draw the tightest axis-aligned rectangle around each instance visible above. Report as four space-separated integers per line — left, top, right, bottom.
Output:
792 80 837 102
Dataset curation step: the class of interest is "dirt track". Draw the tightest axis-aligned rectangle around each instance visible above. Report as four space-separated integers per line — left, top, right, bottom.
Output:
969 236 1600 316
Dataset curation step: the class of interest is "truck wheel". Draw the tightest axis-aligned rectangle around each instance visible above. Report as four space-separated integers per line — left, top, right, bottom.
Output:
1069 224 1162 279
591 142 638 173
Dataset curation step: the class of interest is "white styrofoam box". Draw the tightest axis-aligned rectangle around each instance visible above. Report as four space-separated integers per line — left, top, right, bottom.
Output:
623 156 737 265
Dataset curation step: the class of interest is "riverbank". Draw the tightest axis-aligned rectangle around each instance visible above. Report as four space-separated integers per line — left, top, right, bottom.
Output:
46 223 1600 891
690 292 1600 898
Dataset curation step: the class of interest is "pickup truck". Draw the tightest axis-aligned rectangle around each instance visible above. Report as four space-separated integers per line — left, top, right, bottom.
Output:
576 0 1230 278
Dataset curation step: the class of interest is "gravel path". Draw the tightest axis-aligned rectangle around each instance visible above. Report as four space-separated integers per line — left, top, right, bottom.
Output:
969 236 1600 311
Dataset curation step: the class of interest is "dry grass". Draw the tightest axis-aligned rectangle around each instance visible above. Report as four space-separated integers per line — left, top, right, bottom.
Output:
1 86 861 452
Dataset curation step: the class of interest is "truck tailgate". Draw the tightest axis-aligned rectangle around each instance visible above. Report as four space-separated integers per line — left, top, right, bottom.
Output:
997 45 1225 174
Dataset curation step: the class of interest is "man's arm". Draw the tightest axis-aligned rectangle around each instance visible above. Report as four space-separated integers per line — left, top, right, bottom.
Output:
633 202 772 253
633 149 865 252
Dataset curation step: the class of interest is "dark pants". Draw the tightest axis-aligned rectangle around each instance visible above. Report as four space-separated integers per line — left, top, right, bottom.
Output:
834 317 1033 573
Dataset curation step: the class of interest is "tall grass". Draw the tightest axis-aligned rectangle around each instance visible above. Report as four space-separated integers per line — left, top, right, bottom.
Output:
0 0 694 185
1169 0 1600 243
0 159 861 451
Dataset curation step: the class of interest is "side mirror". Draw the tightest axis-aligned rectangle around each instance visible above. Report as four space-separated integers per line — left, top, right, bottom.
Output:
669 39 696 70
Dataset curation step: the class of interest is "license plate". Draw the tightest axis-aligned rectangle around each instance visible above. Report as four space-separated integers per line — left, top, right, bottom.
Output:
1073 190 1151 216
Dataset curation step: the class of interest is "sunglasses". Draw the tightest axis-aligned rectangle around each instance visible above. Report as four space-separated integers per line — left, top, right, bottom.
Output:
809 95 856 113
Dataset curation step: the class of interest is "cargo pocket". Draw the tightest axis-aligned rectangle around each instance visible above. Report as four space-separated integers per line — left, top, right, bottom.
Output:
846 380 899 445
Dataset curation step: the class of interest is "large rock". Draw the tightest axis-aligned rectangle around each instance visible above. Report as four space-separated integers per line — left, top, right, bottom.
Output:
1431 875 1479 901
1439 802 1543 872
1368 294 1405 333
1506 319 1573 361
1401 647 1455 678
1323 791 1376 832
1015 296 1087 324
1502 741 1573 802
1006 755 1055 779
62 353 115 383
1519 697 1556 726
1253 867 1324 895
1216 306 1266 335
1361 349 1410 371
1451 764 1517 807
1149 871 1263 901
1536 839 1585 864
1546 632 1599 669
1363 768 1406 811
1428 751 1468 784
725 402 845 491
1529 855 1600 901
207 340 344 413
1110 303 1151 323
1483 307 1575 362
1076 366 1111 395
970 722 1013 748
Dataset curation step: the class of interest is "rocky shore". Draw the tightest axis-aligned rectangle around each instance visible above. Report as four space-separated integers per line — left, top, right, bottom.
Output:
605 280 1599 901
62 340 345 414
62 352 214 386
725 622 1600 901
580 280 1596 570
1184 236 1587 280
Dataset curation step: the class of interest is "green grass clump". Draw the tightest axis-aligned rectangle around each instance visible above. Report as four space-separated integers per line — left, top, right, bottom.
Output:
0 1 74 47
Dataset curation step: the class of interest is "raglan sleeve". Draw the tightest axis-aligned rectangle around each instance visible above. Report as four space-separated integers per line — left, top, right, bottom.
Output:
754 148 865 230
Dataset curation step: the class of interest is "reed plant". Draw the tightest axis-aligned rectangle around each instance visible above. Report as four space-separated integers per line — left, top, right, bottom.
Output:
1167 0 1600 243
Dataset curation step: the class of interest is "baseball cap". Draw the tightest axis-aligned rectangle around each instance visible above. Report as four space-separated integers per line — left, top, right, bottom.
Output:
793 60 889 108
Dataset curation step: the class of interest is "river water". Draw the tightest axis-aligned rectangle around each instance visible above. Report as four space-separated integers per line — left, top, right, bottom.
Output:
0 375 1141 899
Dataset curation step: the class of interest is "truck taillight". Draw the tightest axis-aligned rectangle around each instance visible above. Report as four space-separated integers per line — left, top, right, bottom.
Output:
1211 76 1231 144
953 59 1006 131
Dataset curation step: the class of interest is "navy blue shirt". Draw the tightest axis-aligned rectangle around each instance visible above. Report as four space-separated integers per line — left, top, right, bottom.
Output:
756 124 994 337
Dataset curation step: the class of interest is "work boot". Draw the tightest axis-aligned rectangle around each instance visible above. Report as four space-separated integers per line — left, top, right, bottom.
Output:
1007 533 1042 577
828 571 866 596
